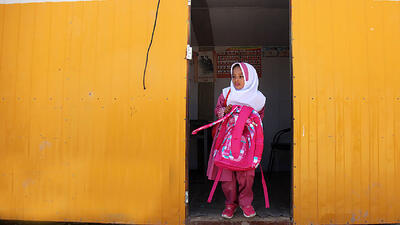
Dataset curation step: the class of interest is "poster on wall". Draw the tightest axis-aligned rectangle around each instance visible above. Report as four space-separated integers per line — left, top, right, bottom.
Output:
262 46 289 57
194 51 216 82
216 47 262 78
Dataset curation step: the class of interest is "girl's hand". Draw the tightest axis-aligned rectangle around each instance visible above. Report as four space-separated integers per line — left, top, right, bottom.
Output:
224 105 233 115
252 157 260 168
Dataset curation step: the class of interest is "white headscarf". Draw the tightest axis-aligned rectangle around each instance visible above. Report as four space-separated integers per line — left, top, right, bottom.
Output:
222 62 266 111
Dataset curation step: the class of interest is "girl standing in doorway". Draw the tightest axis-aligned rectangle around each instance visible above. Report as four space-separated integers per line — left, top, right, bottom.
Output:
207 62 266 218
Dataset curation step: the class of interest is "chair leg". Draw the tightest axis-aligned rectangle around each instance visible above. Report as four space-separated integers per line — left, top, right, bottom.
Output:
267 149 274 180
204 129 208 174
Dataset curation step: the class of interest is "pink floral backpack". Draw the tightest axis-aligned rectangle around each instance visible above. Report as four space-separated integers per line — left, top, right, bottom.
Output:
192 105 270 208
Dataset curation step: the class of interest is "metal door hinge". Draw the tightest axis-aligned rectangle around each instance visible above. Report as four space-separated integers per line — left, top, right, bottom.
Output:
186 45 193 60
188 0 191 6
185 191 189 204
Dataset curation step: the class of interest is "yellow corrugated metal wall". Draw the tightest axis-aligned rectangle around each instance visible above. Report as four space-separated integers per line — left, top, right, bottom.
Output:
0 0 188 224
292 0 400 224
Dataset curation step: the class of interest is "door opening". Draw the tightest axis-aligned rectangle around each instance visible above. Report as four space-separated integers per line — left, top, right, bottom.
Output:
187 0 292 222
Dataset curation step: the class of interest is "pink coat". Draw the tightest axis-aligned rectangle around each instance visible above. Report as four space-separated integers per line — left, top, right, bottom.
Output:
207 93 265 181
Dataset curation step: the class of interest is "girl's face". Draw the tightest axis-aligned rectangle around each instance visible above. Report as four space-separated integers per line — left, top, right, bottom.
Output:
232 66 245 90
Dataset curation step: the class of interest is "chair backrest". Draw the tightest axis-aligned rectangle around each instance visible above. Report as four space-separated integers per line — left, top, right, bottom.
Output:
271 128 291 146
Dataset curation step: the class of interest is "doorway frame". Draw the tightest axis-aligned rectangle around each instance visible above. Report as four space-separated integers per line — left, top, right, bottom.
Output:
185 0 294 223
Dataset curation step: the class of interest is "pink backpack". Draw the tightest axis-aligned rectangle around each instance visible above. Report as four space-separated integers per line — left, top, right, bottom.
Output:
192 105 270 208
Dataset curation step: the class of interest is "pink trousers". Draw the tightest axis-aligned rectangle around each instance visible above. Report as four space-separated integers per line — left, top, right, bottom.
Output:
221 170 254 207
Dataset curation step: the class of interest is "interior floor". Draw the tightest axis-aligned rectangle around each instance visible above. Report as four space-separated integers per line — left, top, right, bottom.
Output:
188 170 291 222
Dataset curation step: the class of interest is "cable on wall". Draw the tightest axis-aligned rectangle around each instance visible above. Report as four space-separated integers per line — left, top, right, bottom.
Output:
143 0 161 90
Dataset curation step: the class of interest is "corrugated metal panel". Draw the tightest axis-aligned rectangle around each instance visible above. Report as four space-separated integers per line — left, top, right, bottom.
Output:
292 0 400 224
0 0 188 224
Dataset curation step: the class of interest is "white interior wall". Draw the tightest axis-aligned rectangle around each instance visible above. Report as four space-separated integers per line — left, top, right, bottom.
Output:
188 47 198 120
191 0 289 46
209 8 289 46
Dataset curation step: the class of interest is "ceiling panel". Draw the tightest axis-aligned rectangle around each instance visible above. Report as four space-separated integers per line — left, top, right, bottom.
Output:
210 8 289 46
194 0 289 9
